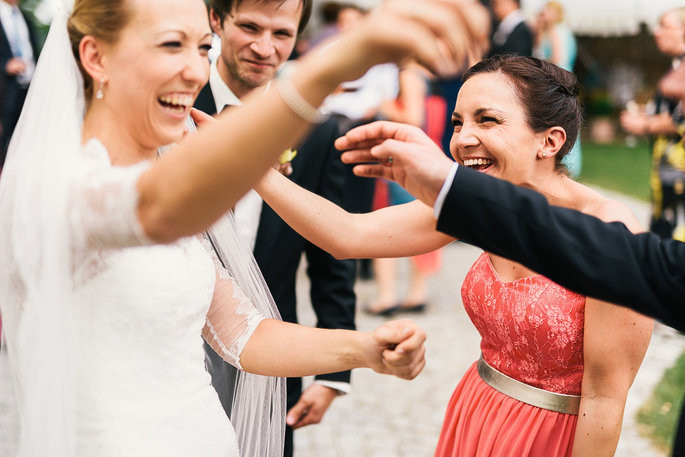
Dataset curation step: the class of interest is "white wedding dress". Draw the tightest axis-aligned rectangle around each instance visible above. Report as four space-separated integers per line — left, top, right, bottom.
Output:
69 139 264 456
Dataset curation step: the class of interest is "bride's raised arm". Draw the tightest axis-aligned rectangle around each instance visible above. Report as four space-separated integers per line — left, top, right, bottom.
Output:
135 0 477 243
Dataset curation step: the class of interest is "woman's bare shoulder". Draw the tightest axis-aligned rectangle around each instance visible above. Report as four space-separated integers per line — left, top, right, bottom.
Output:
578 186 643 234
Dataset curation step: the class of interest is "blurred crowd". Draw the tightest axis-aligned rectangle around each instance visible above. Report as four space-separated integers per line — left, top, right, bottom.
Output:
620 7 685 241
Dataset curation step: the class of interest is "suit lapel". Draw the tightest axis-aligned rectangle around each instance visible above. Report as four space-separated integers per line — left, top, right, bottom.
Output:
195 83 218 115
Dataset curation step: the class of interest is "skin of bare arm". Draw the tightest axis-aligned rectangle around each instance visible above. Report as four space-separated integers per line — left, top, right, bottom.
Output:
131 0 479 243
256 168 454 259
237 318 427 380
570 202 653 457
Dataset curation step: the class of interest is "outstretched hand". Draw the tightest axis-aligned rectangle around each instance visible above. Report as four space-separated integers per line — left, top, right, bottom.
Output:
336 121 455 207
362 319 427 380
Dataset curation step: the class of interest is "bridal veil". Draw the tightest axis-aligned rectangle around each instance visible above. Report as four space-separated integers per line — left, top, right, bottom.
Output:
0 1 285 455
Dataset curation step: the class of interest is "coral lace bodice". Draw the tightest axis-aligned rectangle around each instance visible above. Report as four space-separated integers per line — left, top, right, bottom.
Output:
461 253 586 395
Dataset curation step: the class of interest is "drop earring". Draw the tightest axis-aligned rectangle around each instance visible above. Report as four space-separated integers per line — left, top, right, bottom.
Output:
96 78 104 100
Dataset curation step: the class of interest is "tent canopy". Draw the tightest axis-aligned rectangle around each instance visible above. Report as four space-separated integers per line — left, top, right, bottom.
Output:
522 0 685 36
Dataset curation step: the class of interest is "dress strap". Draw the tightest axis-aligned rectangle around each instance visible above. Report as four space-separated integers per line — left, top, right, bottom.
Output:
477 356 580 415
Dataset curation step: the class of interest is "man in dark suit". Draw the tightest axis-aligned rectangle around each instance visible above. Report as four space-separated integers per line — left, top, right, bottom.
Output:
488 0 532 57
338 120 685 455
196 1 356 456
0 0 37 167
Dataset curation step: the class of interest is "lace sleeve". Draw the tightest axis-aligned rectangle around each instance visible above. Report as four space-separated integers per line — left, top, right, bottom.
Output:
199 236 266 370
69 148 153 252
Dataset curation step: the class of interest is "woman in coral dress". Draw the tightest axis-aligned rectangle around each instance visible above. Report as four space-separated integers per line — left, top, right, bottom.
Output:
256 55 654 456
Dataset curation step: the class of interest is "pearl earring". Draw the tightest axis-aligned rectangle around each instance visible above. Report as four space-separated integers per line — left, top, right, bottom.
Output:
96 78 105 100
541 153 548 158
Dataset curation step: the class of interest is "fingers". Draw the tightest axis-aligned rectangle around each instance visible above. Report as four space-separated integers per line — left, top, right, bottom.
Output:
335 121 427 152
379 0 472 75
372 319 427 380
374 320 414 347
286 397 312 428
382 341 426 380
351 164 395 181
286 385 336 429
190 107 216 127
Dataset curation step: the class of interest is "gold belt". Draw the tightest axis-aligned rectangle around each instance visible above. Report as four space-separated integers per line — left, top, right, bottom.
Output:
477 356 580 415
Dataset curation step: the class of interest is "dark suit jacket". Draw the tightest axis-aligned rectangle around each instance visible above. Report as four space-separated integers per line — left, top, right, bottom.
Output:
437 165 685 332
436 164 685 455
195 82 357 408
488 20 533 58
0 9 39 161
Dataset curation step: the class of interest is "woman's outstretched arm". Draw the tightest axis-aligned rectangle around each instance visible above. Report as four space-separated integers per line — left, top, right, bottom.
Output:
256 168 453 259
135 0 478 243
240 319 426 379
201 262 426 380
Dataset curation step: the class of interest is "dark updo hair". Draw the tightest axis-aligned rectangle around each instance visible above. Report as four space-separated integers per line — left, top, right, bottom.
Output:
462 55 582 173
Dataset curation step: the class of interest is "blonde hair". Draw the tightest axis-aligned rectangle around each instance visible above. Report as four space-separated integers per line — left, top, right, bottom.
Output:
67 0 132 101
545 1 564 24
664 7 685 28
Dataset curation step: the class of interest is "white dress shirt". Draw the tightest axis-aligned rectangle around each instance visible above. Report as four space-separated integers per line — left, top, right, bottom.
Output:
0 1 34 86
492 9 527 48
209 58 263 251
209 60 351 394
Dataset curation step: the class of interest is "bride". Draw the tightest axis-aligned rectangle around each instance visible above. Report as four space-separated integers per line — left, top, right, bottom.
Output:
0 0 477 456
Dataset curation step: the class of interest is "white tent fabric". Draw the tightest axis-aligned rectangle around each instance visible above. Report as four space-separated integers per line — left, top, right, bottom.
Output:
522 0 685 36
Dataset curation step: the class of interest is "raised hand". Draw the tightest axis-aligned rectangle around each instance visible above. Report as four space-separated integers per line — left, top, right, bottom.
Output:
336 121 455 207
307 0 481 86
361 318 427 380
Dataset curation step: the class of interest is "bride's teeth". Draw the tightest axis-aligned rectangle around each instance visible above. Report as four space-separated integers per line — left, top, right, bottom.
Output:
159 95 191 109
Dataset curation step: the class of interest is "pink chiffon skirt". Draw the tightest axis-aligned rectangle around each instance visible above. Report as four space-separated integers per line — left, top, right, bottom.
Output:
435 363 577 457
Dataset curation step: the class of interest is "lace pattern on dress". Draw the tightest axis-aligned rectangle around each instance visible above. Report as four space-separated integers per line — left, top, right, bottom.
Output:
462 253 586 395
200 236 266 370
69 140 153 254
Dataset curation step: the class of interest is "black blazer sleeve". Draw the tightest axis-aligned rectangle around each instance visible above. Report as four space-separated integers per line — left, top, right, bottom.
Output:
302 119 357 384
437 165 685 332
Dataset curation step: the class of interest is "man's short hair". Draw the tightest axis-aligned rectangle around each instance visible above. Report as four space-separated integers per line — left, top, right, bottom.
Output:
210 0 312 35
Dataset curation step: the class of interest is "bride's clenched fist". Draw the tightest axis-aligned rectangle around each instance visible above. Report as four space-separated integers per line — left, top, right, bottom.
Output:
361 319 427 380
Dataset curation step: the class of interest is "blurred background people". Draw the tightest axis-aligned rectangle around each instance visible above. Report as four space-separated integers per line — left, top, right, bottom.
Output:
488 0 533 58
620 7 685 241
367 63 442 316
534 1 581 177
0 0 37 170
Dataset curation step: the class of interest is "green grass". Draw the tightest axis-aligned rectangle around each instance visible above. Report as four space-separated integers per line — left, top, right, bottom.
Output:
636 351 685 453
577 141 651 202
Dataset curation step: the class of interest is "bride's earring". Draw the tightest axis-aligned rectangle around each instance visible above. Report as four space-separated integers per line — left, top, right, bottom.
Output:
96 78 105 100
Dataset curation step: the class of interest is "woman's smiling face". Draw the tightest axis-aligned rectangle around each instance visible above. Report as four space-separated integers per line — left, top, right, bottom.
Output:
450 71 547 185
100 0 212 148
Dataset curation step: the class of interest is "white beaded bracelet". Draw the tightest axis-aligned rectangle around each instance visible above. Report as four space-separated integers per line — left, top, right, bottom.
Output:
276 65 328 124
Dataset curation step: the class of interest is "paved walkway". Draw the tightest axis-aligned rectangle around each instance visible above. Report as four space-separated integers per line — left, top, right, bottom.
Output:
0 188 683 457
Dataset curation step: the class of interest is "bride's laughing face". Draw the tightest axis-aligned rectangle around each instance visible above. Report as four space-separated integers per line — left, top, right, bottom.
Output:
101 0 212 148
450 72 548 186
